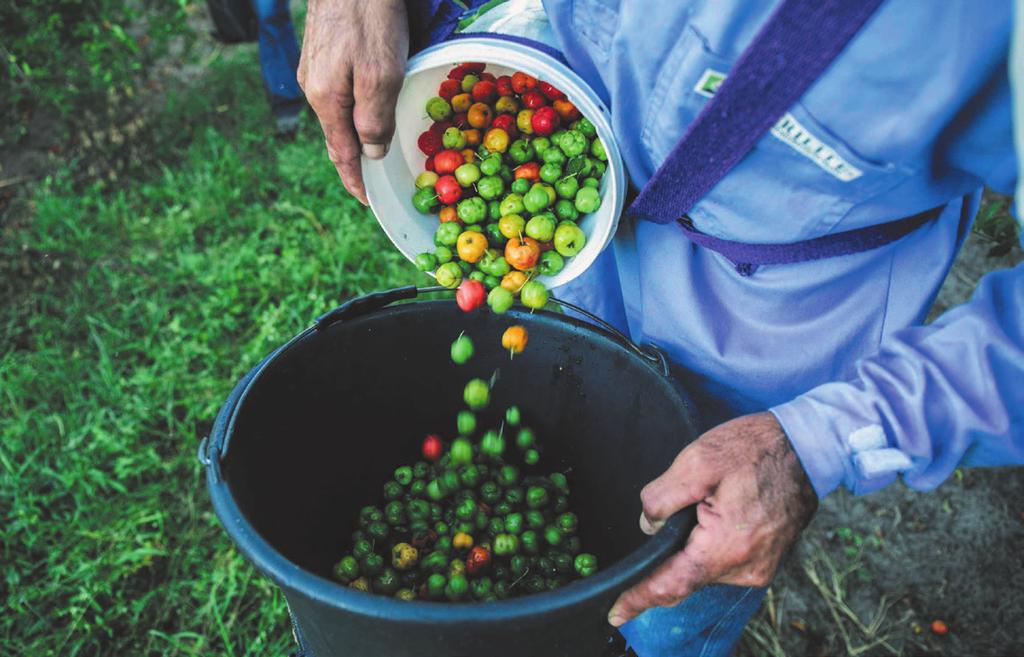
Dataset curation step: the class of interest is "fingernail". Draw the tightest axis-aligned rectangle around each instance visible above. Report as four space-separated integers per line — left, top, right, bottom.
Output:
639 513 662 535
608 613 625 627
362 143 388 159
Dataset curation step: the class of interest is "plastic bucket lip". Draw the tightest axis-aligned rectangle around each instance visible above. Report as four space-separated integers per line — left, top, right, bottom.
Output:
362 36 626 289
207 302 692 626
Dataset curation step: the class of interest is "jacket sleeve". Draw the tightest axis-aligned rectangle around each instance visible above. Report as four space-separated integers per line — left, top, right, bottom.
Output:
771 262 1024 497
771 12 1024 498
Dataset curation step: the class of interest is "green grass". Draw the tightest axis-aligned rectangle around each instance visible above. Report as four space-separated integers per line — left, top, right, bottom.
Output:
1 47 418 656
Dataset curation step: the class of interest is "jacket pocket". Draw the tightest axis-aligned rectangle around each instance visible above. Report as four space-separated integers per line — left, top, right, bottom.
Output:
640 24 733 170
689 101 917 241
639 25 915 241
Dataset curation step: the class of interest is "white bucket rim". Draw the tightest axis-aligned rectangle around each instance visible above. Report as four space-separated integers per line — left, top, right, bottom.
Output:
362 35 625 289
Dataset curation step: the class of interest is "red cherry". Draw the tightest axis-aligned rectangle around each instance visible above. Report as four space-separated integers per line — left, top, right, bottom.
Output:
491 114 518 139
530 106 560 136
435 175 462 205
433 150 464 175
429 119 453 135
479 71 496 83
465 545 492 575
514 161 540 182
462 62 486 74
422 434 443 461
447 64 469 81
471 80 497 103
438 79 461 100
495 75 513 97
452 112 469 129
511 71 537 94
552 99 580 122
424 155 436 172
521 91 546 110
538 81 566 101
455 279 487 312
417 130 442 156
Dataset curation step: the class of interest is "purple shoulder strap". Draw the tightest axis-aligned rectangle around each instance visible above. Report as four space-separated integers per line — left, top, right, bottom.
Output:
406 0 492 53
628 0 887 224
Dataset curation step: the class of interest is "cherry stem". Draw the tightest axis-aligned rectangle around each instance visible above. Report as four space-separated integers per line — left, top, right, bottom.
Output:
510 566 531 589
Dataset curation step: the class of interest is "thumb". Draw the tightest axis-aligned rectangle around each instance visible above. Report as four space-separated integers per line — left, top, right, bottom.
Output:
607 525 719 626
352 62 404 160
639 445 717 535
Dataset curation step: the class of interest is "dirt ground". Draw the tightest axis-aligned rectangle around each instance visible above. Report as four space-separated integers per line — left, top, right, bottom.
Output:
737 217 1024 657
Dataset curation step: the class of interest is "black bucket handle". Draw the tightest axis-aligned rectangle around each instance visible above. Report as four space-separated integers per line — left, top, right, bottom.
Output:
201 285 671 470
314 285 668 374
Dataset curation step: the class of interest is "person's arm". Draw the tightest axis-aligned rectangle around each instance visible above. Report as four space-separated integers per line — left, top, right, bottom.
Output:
773 263 1024 498
774 2 1024 497
298 0 409 203
610 20 1023 628
609 263 1024 627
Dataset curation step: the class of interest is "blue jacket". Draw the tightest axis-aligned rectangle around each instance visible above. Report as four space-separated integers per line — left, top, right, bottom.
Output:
540 0 1023 496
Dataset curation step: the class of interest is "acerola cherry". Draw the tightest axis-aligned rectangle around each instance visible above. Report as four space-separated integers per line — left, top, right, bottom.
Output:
514 161 540 182
511 71 538 94
465 545 491 575
521 91 546 110
531 106 560 136
447 64 469 81
456 279 487 312
422 434 443 461
438 79 461 100
491 114 518 139
435 175 462 205
433 150 464 175
552 99 580 122
495 75 513 97
538 80 566 101
429 119 453 135
418 130 442 156
471 80 497 103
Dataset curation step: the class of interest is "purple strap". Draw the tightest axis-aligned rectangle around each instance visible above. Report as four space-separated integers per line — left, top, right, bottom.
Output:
679 206 943 276
628 0 887 224
444 31 571 67
406 1 570 65
406 0 491 53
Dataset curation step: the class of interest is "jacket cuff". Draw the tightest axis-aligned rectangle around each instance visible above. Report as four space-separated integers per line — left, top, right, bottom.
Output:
771 382 911 498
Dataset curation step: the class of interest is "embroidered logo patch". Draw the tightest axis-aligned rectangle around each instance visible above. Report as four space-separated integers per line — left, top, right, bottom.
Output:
693 68 726 98
770 113 863 182
693 68 864 181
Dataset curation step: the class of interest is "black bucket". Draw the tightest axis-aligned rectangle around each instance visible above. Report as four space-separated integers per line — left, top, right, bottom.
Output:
203 286 699 657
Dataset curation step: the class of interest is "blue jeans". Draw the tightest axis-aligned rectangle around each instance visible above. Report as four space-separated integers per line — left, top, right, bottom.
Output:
619 585 766 657
253 0 302 117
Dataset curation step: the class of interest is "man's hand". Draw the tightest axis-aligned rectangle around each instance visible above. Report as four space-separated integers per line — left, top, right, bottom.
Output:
298 0 408 203
607 412 818 627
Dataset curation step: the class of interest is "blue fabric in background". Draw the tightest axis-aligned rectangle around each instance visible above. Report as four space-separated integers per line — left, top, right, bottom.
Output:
253 0 302 118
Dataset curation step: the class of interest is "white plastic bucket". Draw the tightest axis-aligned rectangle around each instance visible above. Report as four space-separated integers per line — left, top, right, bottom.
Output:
362 36 626 288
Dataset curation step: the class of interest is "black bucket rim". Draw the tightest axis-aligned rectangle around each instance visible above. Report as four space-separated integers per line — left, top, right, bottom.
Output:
205 300 694 625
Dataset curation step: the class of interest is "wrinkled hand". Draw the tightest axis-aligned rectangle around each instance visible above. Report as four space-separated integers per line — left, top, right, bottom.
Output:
608 412 818 627
298 0 408 203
